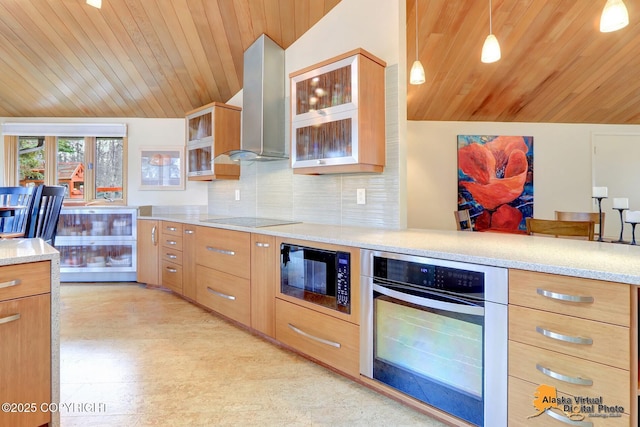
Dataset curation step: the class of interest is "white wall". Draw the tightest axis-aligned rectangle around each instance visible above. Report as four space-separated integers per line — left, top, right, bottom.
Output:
407 120 639 238
207 0 407 229
0 117 207 207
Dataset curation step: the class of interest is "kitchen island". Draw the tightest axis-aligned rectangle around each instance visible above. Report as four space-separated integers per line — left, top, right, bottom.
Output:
0 238 60 427
138 213 640 426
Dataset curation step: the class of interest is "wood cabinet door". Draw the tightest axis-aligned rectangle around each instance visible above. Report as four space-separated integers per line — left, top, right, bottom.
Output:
0 294 51 427
136 219 159 286
250 234 276 337
182 226 197 301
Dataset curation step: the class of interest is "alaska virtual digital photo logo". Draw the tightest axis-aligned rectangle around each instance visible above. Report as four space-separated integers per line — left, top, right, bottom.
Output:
529 384 624 421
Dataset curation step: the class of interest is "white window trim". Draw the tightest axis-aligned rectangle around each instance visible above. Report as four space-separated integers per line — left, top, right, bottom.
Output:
3 123 127 137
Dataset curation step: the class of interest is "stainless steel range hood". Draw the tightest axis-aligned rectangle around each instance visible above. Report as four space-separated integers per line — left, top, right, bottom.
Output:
228 34 288 161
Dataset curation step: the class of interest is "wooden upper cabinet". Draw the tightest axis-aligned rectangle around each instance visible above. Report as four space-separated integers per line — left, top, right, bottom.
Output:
290 49 386 175
186 102 241 181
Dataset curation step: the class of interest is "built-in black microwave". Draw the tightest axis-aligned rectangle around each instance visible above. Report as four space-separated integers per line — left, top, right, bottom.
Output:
280 243 351 314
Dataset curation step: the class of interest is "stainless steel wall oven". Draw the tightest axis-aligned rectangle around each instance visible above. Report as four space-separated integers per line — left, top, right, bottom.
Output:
360 250 508 427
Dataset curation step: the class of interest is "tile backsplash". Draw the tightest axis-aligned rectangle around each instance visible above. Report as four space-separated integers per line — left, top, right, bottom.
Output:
207 64 401 229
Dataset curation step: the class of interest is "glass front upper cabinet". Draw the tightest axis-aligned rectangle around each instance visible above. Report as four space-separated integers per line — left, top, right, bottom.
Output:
290 49 386 174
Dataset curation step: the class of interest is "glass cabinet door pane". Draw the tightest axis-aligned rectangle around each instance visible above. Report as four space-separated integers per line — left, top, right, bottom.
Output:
57 212 133 238
59 244 133 269
295 65 352 115
187 145 212 175
295 118 352 161
188 112 212 142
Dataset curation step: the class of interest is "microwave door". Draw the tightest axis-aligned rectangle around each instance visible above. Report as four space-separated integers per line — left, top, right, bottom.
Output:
303 248 336 296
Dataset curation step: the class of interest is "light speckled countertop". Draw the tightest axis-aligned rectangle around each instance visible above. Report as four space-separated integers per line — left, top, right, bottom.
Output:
0 238 60 265
140 214 640 286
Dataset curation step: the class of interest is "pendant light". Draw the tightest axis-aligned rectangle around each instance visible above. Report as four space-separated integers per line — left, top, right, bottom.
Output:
86 0 102 8
481 0 501 63
600 0 629 32
409 0 426 85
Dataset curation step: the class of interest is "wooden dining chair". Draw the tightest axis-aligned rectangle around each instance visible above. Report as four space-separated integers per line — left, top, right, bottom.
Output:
526 218 595 241
454 209 473 231
0 185 40 239
555 211 604 239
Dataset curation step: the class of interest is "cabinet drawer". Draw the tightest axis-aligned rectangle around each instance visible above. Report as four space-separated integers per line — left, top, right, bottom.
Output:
161 221 183 237
509 341 630 412
509 305 629 369
275 298 359 377
196 265 250 326
508 376 629 426
161 261 183 294
0 293 51 427
509 270 630 326
161 234 183 251
196 227 250 278
0 261 51 302
161 249 183 265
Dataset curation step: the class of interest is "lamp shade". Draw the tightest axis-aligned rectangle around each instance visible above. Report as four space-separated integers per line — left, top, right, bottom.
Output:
86 0 102 8
481 34 501 63
410 60 426 85
600 0 629 32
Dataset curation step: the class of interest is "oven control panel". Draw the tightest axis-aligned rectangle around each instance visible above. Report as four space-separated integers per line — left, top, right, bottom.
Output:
373 256 484 294
336 252 351 307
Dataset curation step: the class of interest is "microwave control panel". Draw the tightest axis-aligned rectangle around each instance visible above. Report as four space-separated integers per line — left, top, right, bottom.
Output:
336 252 351 307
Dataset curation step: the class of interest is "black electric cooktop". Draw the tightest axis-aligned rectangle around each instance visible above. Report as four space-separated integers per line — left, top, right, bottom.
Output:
201 217 300 228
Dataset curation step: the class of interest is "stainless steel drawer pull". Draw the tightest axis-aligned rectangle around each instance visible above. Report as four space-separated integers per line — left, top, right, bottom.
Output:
151 225 157 245
535 364 593 386
536 326 593 345
206 287 236 300
166 240 177 245
287 323 341 348
185 230 194 234
165 267 177 273
206 246 235 256
0 279 20 289
0 313 20 325
255 242 270 248
536 288 594 303
167 226 177 231
166 254 177 259
545 407 593 426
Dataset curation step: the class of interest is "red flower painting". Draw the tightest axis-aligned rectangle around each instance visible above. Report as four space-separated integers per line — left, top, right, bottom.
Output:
457 135 533 233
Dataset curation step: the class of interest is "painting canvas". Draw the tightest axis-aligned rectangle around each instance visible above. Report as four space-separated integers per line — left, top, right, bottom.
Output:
457 135 533 233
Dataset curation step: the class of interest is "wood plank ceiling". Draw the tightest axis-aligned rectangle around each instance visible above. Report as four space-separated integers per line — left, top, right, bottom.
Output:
407 0 640 124
0 0 340 118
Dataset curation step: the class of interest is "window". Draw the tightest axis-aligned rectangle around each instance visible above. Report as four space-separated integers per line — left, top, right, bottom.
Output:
5 124 127 204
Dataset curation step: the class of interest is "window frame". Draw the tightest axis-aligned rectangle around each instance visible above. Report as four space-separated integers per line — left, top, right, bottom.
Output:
4 134 128 205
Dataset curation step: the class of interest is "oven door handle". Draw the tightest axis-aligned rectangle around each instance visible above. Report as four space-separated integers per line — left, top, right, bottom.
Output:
372 283 484 316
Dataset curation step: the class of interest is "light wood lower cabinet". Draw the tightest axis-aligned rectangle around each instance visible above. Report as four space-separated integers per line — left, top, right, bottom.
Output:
136 219 159 286
508 269 635 425
182 225 197 300
0 262 51 427
275 298 359 377
160 221 184 294
250 234 276 337
196 264 250 325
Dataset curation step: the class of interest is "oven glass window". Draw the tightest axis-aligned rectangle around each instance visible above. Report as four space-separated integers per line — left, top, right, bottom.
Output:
374 295 483 398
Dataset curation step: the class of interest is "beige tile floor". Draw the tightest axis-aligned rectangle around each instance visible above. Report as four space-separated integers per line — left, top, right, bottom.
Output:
59 283 449 427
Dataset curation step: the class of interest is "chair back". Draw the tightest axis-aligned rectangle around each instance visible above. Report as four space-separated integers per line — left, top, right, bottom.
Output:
24 185 65 245
0 186 40 236
454 210 473 231
526 218 595 241
555 211 604 239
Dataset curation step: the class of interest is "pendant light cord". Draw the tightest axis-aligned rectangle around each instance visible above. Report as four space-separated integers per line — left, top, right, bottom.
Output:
415 0 419 60
489 0 493 34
